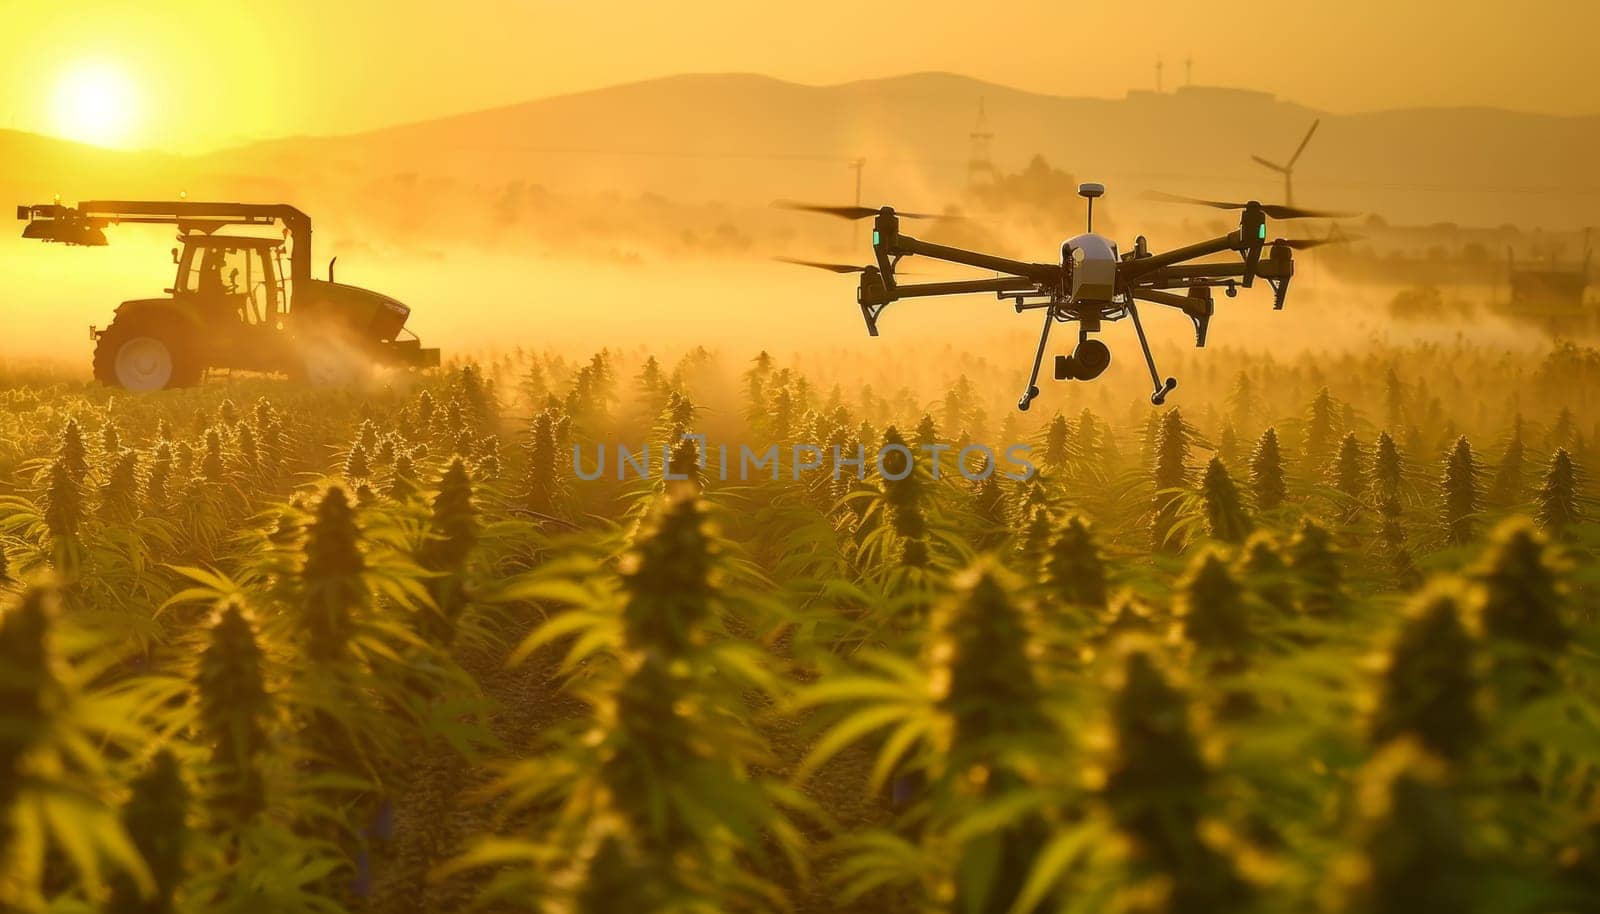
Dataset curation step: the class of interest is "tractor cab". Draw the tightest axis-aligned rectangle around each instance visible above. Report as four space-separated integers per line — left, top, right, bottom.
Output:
18 198 439 391
172 234 286 330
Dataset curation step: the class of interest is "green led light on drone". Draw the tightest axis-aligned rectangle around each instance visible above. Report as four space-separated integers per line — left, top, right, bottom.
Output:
1258 223 1267 240
872 230 880 245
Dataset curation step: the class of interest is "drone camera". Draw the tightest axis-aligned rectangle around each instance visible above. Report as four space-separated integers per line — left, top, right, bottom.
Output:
1183 286 1215 346
1269 244 1294 309
856 267 889 335
1054 338 1111 381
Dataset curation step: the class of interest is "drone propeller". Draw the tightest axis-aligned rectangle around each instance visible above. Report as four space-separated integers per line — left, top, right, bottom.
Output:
775 257 872 273
773 201 942 220
773 257 923 276
1272 235 1361 250
1143 191 1356 221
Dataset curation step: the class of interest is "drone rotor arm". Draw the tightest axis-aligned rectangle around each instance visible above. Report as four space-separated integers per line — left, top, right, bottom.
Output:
855 274 1040 336
891 234 1059 282
1119 230 1245 282
1131 287 1215 347
1134 252 1295 286
879 276 1039 299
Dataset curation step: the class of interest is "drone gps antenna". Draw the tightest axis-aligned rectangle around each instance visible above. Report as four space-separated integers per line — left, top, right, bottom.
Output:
1078 183 1105 232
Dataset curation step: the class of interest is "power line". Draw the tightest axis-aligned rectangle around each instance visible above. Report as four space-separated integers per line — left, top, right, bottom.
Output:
323 141 1600 198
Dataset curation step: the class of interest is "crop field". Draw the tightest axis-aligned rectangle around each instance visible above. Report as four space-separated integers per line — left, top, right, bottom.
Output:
2 336 1600 914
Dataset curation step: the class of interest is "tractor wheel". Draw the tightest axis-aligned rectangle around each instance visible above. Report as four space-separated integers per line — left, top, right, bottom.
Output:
92 314 202 392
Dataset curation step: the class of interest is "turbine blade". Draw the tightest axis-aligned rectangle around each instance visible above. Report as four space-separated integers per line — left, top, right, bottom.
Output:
1287 119 1320 169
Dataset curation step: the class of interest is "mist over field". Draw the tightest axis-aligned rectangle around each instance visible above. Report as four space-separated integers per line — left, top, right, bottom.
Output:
3 70 1593 386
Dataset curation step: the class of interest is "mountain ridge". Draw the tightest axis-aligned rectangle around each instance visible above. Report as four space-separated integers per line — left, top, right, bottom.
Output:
3 72 1597 228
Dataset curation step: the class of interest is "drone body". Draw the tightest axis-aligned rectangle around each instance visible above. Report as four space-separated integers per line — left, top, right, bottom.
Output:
781 184 1348 410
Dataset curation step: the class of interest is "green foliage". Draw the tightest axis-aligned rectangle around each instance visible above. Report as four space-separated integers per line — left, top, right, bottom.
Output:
1042 514 1107 610
1370 431 1404 503
1440 436 1480 544
1042 413 1071 470
1369 585 1480 761
147 440 173 509
106 750 188 914
58 417 89 482
195 602 271 828
1488 419 1526 508
100 449 140 521
1249 427 1287 511
1331 432 1366 502
1239 531 1293 616
876 425 932 570
1331 744 1477 914
300 486 364 664
1151 410 1192 552
1200 456 1252 543
1378 495 1421 588
1537 448 1580 534
43 457 81 539
1288 519 1343 617
1102 646 1251 913
0 582 154 910
1472 519 1568 706
416 458 479 644
0 346 1597 912
524 406 571 519
1176 549 1250 658
1305 386 1337 460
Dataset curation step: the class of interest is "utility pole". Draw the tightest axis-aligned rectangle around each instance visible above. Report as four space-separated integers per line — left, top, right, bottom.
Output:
966 97 996 192
849 157 866 249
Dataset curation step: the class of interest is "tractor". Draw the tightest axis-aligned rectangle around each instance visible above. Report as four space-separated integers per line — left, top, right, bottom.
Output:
16 199 440 390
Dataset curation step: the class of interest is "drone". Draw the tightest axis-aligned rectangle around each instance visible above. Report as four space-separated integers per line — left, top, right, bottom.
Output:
779 184 1349 411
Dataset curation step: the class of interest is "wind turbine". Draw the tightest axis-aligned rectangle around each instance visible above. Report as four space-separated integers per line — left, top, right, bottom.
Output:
1252 119 1319 208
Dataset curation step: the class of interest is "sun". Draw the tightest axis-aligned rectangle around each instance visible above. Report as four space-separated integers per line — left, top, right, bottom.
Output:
51 62 139 147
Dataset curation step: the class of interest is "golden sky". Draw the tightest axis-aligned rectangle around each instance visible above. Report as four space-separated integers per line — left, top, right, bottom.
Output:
2 0 1595 152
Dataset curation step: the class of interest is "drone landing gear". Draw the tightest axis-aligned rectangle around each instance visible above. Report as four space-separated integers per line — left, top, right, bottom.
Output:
1016 305 1054 411
1127 302 1178 405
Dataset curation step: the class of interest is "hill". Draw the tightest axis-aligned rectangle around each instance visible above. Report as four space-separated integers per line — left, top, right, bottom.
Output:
3 73 1596 233
201 72 1600 229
